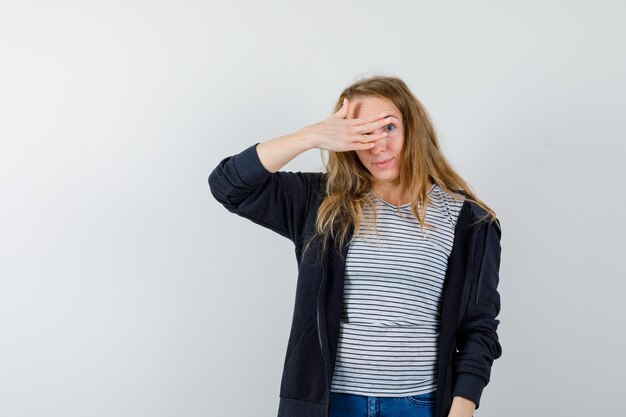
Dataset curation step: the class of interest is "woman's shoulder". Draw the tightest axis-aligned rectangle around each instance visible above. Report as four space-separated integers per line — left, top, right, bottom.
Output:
464 198 501 233
429 184 466 227
436 187 499 231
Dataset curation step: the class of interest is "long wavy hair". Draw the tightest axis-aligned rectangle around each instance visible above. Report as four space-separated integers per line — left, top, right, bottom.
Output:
303 75 498 262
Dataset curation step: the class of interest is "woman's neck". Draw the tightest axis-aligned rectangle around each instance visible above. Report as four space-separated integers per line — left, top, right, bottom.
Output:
371 180 433 206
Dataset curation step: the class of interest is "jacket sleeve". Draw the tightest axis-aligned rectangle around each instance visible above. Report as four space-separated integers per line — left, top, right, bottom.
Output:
207 142 320 245
452 217 503 410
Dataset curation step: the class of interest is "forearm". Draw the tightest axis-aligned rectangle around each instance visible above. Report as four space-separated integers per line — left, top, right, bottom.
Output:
448 396 476 417
256 130 315 173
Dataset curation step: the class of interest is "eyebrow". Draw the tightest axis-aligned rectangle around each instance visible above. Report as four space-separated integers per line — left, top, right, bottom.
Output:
383 114 399 121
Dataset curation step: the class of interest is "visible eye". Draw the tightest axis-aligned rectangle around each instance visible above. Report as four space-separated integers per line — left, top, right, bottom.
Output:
384 123 396 133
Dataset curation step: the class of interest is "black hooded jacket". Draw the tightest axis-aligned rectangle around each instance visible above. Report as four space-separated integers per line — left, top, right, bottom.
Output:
208 143 503 417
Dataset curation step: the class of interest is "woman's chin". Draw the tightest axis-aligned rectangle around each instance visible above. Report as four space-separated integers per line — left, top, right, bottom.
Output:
371 173 400 184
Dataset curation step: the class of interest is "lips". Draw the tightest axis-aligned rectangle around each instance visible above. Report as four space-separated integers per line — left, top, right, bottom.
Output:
373 157 393 168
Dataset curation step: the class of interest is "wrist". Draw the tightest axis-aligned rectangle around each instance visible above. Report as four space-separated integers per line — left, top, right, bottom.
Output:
294 127 318 150
448 396 476 417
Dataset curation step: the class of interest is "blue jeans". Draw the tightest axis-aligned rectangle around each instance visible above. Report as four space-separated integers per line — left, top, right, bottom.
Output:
329 391 436 417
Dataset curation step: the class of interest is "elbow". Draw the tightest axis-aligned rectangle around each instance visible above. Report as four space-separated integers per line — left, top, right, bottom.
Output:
208 166 230 205
208 166 220 194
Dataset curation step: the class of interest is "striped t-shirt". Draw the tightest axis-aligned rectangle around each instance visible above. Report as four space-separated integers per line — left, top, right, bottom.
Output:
330 183 465 397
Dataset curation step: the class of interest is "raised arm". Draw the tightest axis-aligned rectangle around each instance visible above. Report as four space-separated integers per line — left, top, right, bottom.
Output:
208 98 393 243
256 97 392 171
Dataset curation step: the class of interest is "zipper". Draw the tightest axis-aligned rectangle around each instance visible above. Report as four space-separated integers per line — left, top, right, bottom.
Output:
317 261 329 416
318 237 351 416
457 224 479 326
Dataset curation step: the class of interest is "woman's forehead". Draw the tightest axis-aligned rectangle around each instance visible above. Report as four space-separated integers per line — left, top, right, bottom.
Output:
348 96 402 121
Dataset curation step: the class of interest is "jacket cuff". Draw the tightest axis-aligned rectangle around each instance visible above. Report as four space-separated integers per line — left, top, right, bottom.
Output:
452 372 487 410
232 142 272 186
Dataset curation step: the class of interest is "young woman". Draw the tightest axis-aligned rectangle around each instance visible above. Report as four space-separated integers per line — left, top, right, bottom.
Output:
209 75 503 417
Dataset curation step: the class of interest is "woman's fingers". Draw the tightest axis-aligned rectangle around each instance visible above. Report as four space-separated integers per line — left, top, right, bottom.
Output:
319 129 386 153
309 104 396 152
359 130 388 141
348 111 391 125
344 131 387 151
352 116 394 135
347 131 388 150
349 141 376 151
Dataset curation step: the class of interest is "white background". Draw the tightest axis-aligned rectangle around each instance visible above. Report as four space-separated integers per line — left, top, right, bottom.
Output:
1 1 625 416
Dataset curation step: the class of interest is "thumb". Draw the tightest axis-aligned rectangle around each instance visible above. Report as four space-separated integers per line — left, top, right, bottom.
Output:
336 97 349 118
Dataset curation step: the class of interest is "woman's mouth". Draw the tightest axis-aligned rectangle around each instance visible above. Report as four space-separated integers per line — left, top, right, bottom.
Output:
373 158 393 168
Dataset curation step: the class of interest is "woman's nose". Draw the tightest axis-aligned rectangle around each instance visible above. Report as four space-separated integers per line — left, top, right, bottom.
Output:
370 135 387 154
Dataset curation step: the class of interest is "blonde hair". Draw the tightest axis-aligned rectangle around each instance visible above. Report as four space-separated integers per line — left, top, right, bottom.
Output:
303 75 497 261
